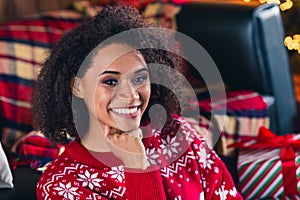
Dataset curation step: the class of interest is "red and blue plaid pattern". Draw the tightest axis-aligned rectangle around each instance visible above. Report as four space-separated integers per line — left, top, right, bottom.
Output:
0 10 82 150
9 130 62 171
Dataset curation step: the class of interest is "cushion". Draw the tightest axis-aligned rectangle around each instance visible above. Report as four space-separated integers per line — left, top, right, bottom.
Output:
9 130 60 171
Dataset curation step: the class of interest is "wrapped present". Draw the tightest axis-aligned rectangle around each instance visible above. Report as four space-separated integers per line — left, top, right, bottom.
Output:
195 90 270 157
186 90 270 184
230 127 300 199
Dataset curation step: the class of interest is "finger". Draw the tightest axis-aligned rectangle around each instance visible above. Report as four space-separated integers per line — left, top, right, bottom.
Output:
126 128 143 139
105 127 123 142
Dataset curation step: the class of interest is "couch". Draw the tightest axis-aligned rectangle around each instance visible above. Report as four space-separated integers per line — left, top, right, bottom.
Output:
0 1 298 199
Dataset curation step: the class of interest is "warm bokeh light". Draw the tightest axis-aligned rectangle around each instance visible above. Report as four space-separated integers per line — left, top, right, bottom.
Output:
280 0 293 11
243 0 293 11
284 35 300 53
244 0 298 54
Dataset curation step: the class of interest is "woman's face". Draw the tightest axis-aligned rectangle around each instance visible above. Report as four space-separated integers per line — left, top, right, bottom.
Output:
78 44 151 133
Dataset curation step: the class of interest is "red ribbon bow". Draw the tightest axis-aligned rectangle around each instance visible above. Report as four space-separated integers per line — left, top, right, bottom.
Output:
229 127 300 196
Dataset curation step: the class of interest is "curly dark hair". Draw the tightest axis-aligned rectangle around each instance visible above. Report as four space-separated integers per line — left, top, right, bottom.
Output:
31 6 188 144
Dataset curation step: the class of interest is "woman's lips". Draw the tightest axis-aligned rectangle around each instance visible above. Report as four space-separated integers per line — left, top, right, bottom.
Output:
110 106 141 118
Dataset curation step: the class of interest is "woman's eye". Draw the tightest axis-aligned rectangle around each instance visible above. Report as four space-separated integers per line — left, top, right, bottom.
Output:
133 75 148 84
103 79 118 86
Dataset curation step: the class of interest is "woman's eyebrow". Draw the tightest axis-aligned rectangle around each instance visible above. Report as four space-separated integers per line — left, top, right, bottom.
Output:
99 67 148 76
134 68 148 74
99 70 121 76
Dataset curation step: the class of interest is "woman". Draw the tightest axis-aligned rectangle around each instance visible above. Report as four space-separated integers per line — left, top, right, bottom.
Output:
33 6 243 200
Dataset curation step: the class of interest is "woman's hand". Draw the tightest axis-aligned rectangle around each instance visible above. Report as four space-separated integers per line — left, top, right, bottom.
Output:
104 125 147 169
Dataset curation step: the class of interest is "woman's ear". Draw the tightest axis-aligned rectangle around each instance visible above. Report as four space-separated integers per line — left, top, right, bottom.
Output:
70 77 84 98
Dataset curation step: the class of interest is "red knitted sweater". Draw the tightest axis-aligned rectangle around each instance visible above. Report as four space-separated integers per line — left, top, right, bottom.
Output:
36 116 243 199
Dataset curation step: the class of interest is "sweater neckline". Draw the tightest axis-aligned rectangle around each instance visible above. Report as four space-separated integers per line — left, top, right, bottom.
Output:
63 124 158 168
64 140 123 168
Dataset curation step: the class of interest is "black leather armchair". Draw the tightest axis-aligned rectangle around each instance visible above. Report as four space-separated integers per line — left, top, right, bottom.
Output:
176 1 299 134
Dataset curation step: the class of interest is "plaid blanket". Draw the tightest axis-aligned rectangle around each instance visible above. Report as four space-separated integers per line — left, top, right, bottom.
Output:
0 10 82 150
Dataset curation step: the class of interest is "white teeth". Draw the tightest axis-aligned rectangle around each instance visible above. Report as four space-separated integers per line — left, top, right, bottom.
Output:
112 107 138 114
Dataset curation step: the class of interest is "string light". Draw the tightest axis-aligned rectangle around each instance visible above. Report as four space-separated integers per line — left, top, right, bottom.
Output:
259 0 281 4
243 0 293 11
285 35 300 54
280 0 293 11
244 0 298 54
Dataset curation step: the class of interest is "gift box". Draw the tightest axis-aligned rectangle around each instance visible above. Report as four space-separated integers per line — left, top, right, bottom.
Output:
231 127 300 199
186 90 270 184
193 90 270 157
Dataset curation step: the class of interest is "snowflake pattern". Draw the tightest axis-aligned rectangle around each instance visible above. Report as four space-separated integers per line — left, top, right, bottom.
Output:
198 148 214 169
145 148 160 167
197 147 207 162
53 182 80 200
182 129 194 143
106 166 124 183
77 170 103 190
160 135 180 158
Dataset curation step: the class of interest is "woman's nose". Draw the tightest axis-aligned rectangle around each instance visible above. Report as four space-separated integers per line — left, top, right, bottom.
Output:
116 81 139 100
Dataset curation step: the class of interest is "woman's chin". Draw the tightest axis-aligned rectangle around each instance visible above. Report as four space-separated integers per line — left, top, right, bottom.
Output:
113 121 140 132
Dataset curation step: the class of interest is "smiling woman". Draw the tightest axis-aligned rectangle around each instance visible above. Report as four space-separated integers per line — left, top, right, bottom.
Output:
32 5 243 200
73 45 151 162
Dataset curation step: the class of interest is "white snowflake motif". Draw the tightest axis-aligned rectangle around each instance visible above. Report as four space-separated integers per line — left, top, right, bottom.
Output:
215 185 229 200
198 148 214 169
106 166 124 183
53 182 80 200
145 148 160 166
160 135 180 159
197 147 207 162
77 170 103 190
182 130 194 143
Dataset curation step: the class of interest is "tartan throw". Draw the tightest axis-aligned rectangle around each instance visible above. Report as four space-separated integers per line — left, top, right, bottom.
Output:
0 10 82 150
